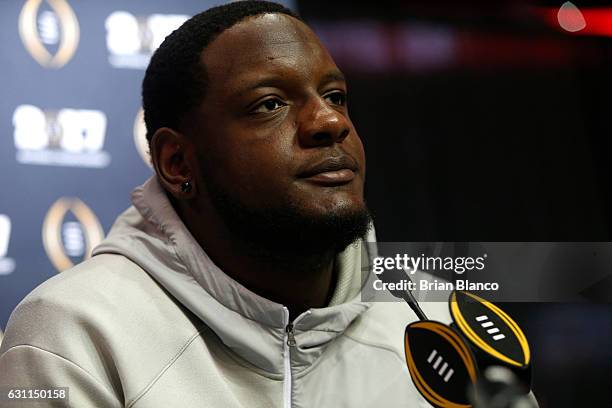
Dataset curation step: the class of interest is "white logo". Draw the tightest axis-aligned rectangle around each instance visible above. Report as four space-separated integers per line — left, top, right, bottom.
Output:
426 349 455 383
62 221 85 257
0 215 16 276
12 104 110 168
39 10 60 45
105 11 189 69
475 314 506 341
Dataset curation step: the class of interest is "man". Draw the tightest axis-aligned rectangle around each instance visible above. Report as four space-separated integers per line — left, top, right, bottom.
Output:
0 2 454 407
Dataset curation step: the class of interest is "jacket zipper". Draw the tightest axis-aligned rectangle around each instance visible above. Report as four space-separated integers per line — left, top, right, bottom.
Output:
286 323 296 347
282 308 310 408
283 307 293 408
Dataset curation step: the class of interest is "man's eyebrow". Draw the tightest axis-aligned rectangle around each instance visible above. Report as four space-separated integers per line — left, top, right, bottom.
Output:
233 71 346 98
319 71 346 86
233 77 285 98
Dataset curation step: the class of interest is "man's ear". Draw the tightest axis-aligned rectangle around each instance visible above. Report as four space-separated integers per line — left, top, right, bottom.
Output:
149 127 196 199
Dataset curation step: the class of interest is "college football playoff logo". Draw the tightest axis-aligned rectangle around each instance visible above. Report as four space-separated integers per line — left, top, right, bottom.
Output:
42 198 104 272
105 11 188 69
12 104 110 168
19 0 79 68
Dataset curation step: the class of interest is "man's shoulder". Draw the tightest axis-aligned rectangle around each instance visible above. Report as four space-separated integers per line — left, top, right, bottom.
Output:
0 256 209 406
27 253 152 296
8 254 166 320
1 253 199 353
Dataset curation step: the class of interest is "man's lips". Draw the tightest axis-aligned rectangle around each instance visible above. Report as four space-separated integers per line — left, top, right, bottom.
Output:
297 156 358 186
303 168 355 185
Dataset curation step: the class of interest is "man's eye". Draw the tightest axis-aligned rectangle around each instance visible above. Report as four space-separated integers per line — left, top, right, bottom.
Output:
325 91 347 106
251 98 286 113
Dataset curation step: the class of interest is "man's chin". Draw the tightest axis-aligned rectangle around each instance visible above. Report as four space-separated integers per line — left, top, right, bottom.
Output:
221 200 372 256
205 177 372 256
294 205 372 251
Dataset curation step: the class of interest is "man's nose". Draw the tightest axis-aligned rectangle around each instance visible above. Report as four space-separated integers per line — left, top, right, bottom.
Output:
297 97 350 147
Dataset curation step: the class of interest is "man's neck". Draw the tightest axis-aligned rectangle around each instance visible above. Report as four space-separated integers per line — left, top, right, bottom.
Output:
176 199 338 321
215 245 338 320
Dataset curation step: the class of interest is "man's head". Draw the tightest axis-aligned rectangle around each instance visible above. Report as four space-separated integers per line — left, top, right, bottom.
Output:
143 1 371 256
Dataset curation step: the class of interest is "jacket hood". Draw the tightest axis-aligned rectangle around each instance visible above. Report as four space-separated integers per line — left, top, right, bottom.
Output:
92 176 377 375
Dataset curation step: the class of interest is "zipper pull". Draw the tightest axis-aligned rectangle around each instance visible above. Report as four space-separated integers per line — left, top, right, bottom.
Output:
286 323 296 347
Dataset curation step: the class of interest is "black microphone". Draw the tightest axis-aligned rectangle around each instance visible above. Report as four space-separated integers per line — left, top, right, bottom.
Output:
403 290 534 408
448 291 532 394
377 268 534 407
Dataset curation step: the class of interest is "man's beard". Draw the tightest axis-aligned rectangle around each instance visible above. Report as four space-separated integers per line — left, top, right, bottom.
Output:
204 181 373 259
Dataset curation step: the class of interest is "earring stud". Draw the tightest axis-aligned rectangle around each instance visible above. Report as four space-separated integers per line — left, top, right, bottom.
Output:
180 181 192 194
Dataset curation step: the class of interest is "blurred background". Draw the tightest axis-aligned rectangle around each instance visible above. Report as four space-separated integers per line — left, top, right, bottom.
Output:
1 0 611 406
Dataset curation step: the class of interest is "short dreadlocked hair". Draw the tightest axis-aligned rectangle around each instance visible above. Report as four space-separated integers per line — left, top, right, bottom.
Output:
142 1 299 143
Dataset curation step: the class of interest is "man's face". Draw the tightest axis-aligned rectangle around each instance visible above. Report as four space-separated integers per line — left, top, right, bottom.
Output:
186 13 369 252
